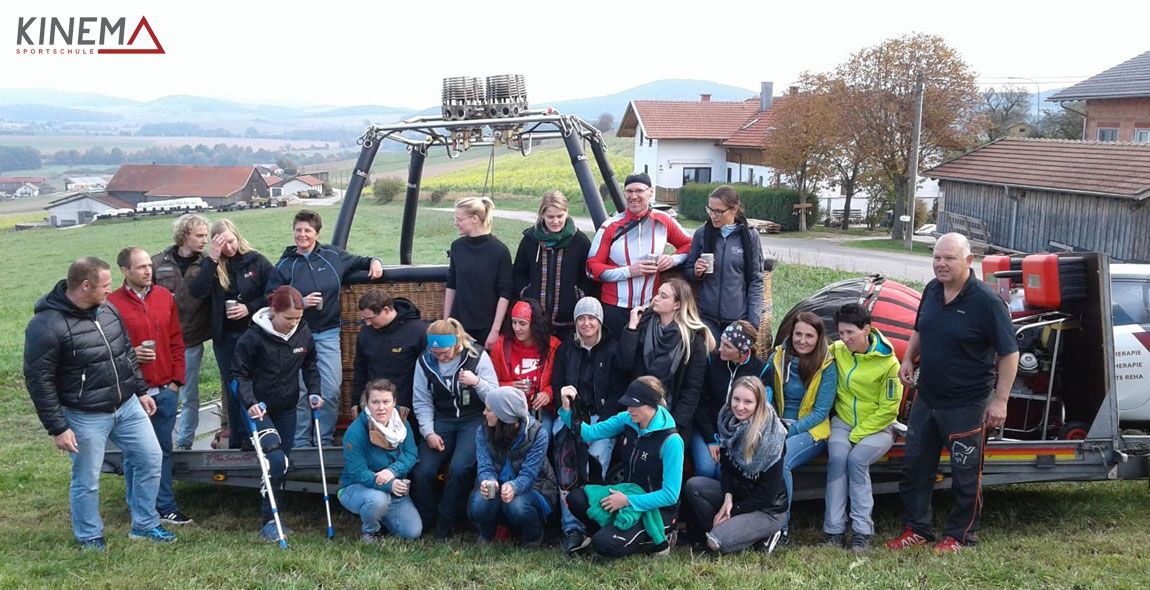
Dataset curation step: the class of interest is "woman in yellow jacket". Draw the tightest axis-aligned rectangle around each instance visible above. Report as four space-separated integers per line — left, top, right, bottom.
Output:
763 311 837 547
822 303 902 553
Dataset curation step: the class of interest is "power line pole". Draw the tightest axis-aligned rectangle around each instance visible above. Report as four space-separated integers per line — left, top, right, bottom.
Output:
905 72 924 252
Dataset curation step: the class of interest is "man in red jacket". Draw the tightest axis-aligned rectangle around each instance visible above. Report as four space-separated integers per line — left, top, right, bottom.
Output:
108 247 192 526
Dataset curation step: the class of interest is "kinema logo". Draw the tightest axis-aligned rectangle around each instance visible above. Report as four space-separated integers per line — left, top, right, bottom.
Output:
14 16 165 55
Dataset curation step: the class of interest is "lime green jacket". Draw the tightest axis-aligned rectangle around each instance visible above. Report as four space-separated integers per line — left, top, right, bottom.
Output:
830 328 903 443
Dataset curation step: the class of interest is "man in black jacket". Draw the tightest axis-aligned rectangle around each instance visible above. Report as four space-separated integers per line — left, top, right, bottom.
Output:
24 257 176 550
352 288 427 434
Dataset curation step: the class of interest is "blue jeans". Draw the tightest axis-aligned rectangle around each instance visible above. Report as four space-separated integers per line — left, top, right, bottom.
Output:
411 414 484 530
781 432 827 531
690 431 721 480
338 483 422 539
294 328 341 448
125 388 180 514
559 416 617 534
213 330 246 448
62 396 162 542
243 409 296 524
468 489 550 543
174 343 204 448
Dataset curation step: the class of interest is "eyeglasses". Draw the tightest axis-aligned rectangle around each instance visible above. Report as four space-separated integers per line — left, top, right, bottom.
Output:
624 188 650 195
705 205 733 216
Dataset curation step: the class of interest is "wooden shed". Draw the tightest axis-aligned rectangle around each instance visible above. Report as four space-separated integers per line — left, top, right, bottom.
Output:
925 138 1150 262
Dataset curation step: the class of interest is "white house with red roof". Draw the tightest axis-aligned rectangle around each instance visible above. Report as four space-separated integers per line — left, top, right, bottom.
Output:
280 174 325 197
617 82 783 196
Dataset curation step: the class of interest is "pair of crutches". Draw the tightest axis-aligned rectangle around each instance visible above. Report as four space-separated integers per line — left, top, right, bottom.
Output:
239 390 334 549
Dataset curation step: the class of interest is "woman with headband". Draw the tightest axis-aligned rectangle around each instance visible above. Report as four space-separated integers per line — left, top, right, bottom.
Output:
488 299 561 434
693 320 769 480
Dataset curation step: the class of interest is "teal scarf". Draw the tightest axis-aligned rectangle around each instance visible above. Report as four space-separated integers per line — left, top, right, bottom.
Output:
532 218 577 249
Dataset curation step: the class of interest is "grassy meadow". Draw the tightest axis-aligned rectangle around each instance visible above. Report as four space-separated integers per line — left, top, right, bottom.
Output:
0 204 1147 589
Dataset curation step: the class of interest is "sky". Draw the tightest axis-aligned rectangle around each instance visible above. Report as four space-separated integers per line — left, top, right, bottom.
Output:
3 0 1149 108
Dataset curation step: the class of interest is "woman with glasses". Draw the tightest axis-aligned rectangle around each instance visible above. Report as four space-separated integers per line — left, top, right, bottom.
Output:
410 318 499 540
684 185 764 343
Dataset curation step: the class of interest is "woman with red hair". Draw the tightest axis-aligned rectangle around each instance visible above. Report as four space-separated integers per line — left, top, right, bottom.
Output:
230 285 323 542
489 299 561 434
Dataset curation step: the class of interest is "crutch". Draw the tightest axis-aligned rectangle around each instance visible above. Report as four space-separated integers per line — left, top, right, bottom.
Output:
245 401 288 549
310 394 334 539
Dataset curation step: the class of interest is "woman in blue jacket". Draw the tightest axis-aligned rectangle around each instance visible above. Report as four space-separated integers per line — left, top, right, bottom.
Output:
338 379 421 542
469 386 558 548
559 376 684 558
265 209 382 449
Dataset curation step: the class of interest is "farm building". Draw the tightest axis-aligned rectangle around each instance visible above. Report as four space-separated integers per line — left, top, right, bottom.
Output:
14 183 39 198
106 164 268 208
280 175 324 196
0 176 45 193
64 176 108 192
926 138 1150 262
617 82 785 202
45 193 135 227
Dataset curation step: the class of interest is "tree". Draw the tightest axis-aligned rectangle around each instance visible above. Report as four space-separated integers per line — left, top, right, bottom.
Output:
832 33 983 240
594 112 615 132
979 86 1032 142
1036 102 1085 139
0 146 42 172
763 90 832 231
372 177 404 204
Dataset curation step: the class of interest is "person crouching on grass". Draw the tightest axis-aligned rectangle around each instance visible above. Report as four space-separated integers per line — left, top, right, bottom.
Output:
338 379 421 543
469 386 558 548
560 376 684 558
230 285 322 542
683 376 786 555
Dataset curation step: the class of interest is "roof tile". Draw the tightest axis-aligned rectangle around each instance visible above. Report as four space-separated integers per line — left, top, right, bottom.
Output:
107 165 258 199
1048 50 1150 101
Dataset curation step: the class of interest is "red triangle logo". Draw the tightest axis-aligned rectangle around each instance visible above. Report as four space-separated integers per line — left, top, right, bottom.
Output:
98 16 164 54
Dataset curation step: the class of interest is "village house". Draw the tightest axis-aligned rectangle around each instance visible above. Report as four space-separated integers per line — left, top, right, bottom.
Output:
279 174 324 197
0 176 45 193
44 192 135 227
105 164 268 208
1048 49 1150 143
616 82 784 203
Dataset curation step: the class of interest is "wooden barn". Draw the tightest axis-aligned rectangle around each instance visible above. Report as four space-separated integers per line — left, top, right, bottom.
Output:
925 138 1150 262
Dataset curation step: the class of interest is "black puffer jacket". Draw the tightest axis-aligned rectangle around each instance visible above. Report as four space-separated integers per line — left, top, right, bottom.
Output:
550 328 625 419
24 280 147 436
231 308 321 414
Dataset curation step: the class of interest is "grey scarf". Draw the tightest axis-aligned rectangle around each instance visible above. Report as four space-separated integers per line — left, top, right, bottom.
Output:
717 404 787 479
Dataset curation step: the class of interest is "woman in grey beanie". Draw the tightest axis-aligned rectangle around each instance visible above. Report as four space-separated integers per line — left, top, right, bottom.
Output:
469 386 558 547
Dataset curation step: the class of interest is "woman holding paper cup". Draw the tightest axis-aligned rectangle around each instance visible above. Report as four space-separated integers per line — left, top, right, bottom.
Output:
684 185 765 343
187 218 273 449
338 378 422 543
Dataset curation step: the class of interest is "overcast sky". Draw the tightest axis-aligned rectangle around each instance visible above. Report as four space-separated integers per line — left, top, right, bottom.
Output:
4 0 1148 108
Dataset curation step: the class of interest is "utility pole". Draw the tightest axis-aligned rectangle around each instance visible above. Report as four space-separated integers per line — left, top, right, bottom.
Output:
905 72 924 252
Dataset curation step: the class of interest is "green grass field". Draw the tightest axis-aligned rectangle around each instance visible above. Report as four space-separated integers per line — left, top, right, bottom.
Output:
0 207 1147 589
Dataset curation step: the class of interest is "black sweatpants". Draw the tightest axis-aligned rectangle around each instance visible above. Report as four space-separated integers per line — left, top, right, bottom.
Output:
567 487 671 558
898 396 986 545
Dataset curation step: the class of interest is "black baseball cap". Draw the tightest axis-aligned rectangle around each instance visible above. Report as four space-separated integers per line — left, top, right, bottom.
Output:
619 379 662 408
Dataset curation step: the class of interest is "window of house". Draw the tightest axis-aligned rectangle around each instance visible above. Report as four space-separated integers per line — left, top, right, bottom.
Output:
638 128 643 144
683 167 711 185
1135 129 1150 143
643 164 648 174
1097 127 1119 142
647 138 652 147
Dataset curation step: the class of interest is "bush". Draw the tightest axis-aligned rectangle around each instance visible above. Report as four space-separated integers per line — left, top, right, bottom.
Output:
373 177 405 204
429 188 449 204
678 183 817 232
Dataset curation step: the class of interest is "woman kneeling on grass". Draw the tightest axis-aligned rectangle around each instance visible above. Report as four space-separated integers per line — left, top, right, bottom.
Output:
469 386 558 548
338 379 422 543
684 376 786 555
559 376 684 558
230 285 321 542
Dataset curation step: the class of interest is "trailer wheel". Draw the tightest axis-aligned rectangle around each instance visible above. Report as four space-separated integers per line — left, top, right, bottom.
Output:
1060 421 1090 440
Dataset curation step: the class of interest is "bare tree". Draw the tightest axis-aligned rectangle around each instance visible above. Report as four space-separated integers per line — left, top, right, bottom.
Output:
1037 102 1085 139
594 112 615 132
980 86 1033 142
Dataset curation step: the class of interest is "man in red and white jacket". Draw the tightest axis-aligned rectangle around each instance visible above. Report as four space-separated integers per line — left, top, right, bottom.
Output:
107 246 192 526
587 172 692 335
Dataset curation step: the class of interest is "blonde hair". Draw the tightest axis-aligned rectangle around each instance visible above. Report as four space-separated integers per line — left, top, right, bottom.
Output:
209 219 254 291
172 213 209 246
661 278 716 362
730 376 771 464
635 376 667 407
426 318 475 358
537 190 569 220
455 196 495 234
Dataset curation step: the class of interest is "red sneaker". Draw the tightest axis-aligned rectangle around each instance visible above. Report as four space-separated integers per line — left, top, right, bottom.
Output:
884 526 929 550
932 536 964 554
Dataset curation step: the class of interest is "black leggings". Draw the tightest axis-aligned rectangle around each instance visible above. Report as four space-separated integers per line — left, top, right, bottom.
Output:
567 488 670 558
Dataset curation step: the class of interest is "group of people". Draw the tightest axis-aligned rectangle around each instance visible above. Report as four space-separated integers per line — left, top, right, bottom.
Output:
25 170 1019 560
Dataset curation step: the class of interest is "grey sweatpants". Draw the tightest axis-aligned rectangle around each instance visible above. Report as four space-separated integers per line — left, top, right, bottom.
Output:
823 416 894 535
683 476 784 554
